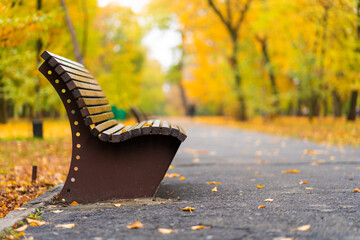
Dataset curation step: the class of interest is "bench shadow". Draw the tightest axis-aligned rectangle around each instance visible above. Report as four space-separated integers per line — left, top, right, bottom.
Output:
155 182 206 201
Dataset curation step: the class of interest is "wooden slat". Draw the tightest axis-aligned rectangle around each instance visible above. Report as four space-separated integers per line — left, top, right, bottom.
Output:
55 65 94 79
80 104 112 117
140 120 153 135
111 126 131 143
72 89 106 99
91 119 117 136
48 57 89 73
84 112 114 125
99 123 125 142
151 120 161 134
170 123 180 138
177 125 187 142
129 122 146 138
66 80 101 91
61 72 99 85
41 51 85 68
160 121 171 135
77 97 109 108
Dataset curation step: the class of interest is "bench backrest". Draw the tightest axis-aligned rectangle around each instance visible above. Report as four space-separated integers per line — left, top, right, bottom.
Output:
41 51 118 136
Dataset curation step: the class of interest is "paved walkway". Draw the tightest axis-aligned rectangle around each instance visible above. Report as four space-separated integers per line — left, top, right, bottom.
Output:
19 120 360 239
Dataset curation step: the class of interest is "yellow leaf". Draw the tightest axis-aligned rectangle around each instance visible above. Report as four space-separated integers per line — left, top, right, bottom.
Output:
296 224 311 231
207 181 221 185
157 228 174 234
55 223 76 229
264 199 273 202
70 201 79 206
257 185 264 189
51 210 64 213
114 203 122 207
169 165 175 169
281 169 300 174
15 207 27 211
305 187 313 190
354 188 360 193
127 221 144 229
165 173 180 178
191 225 211 230
211 186 218 192
26 218 47 226
258 205 266 209
179 176 186 181
299 181 308 184
181 207 195 213
14 225 28 232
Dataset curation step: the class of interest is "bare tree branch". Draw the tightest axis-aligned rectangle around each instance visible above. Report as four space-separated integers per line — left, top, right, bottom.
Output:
235 0 252 31
208 0 232 33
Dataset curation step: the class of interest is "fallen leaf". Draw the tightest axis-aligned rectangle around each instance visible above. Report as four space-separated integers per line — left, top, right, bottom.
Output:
257 185 264 189
299 181 308 184
354 188 360 193
207 181 221 185
305 187 313 190
165 173 180 178
281 169 300 174
356 167 360 170
296 224 311 231
14 225 28 232
127 221 144 229
169 165 175 169
114 203 122 207
211 186 218 192
55 223 76 229
255 151 262 156
191 225 211 230
158 228 174 234
258 205 266 209
264 199 273 202
51 210 64 213
179 176 186 181
15 207 27 211
192 158 200 163
70 201 78 206
26 218 47 226
181 207 195 213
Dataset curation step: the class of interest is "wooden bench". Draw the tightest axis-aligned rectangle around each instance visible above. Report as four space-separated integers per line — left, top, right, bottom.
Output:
38 51 187 202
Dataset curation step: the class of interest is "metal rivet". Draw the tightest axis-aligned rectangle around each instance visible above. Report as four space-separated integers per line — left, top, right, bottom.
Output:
55 79 59 84
76 132 80 137
67 99 71 103
47 70 52 75
71 178 75 182
71 110 75 114
76 144 81 148
74 167 78 171
74 121 78 126
76 155 80 160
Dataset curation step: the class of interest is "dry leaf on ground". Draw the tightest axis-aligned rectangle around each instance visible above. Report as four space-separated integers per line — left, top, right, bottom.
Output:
179 176 186 181
257 185 264 189
264 199 273 202
354 188 360 193
207 181 221 185
51 210 64 213
114 203 122 207
281 169 300 174
296 224 311 231
15 208 27 211
211 186 218 192
258 205 266 209
164 173 180 178
127 221 144 229
191 225 211 230
55 223 76 229
14 225 28 232
70 201 78 206
181 207 195 213
26 218 48 226
158 228 174 234
299 181 308 184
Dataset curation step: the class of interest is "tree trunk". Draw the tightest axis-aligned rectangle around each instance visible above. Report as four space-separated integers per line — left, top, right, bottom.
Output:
59 0 84 65
0 73 7 123
347 90 358 121
332 89 342 117
178 32 189 115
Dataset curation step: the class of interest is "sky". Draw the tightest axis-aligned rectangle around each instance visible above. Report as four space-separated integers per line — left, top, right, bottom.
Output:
97 0 182 70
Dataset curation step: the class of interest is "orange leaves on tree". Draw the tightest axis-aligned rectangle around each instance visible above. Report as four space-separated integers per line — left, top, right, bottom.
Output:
281 169 300 174
127 221 144 229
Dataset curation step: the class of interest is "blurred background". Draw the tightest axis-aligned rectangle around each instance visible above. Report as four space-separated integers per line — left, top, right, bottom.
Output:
1 0 359 123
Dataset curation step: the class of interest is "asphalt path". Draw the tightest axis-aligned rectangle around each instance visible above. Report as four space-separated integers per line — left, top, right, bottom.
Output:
21 120 360 240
